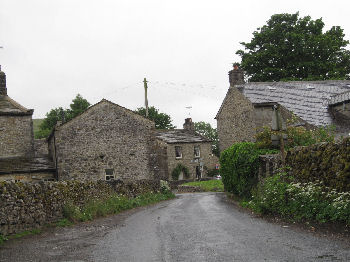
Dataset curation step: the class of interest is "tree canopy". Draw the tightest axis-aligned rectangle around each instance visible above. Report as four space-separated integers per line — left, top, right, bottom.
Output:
134 106 175 129
194 121 219 157
36 94 90 138
236 12 350 82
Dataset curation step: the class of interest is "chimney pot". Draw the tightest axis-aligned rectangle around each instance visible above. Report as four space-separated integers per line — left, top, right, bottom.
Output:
183 118 195 132
0 66 7 96
228 65 244 87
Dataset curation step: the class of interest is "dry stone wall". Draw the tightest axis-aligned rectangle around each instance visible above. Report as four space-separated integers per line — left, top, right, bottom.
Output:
0 179 160 236
258 138 350 192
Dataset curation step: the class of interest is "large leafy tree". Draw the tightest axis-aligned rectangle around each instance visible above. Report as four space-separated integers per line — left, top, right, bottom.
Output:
194 121 219 157
134 106 175 129
36 94 90 138
236 12 350 82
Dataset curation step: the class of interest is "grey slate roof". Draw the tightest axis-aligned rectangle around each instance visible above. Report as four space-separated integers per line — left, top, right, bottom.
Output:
237 80 350 127
0 157 55 174
155 130 211 144
0 95 33 115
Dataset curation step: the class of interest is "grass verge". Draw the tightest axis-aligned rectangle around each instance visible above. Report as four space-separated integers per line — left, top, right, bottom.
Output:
182 180 224 192
63 191 175 223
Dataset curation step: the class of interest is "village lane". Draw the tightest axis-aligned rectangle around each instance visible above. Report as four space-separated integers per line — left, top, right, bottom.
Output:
1 192 350 262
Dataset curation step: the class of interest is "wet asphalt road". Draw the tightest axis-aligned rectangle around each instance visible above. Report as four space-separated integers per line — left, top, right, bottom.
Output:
1 192 350 262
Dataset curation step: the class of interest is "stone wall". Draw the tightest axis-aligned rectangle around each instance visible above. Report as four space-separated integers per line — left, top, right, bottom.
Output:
34 139 49 157
216 87 256 152
0 179 160 236
285 138 350 192
258 138 350 192
0 115 34 158
166 142 218 180
49 100 162 181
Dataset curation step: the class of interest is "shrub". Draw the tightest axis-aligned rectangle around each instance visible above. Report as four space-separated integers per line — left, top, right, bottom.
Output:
255 124 335 150
220 142 262 198
171 164 190 181
204 166 220 177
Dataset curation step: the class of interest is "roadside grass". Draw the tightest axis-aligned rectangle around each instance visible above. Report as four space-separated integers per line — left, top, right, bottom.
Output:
63 191 175 223
182 180 224 192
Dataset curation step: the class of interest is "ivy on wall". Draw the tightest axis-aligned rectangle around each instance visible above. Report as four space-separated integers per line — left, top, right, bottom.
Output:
171 164 190 181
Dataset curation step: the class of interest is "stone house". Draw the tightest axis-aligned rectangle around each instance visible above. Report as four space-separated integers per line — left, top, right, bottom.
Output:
216 66 350 152
48 99 167 181
0 66 55 181
155 118 218 180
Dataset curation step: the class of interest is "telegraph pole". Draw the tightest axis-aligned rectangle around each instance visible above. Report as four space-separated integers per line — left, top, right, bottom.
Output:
143 78 149 118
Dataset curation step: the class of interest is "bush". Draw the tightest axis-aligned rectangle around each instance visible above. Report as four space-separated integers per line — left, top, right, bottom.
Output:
246 173 350 225
220 142 262 198
255 124 336 150
204 167 220 177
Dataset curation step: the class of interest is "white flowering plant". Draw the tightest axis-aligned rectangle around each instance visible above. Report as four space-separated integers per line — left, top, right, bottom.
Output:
246 172 350 224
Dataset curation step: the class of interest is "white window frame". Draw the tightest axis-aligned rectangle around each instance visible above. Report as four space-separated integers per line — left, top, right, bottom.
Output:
105 169 115 181
194 145 200 158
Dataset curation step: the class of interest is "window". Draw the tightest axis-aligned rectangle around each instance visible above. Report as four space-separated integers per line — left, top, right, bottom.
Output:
194 145 200 158
175 146 182 159
105 169 115 181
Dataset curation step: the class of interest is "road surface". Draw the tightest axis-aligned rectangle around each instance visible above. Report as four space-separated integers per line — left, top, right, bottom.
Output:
0 192 349 261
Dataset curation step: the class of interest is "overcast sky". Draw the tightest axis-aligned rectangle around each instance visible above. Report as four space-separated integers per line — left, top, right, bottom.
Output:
1 0 349 127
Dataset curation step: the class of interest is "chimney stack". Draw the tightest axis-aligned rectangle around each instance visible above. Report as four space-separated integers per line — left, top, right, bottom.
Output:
0 65 7 96
228 64 244 87
183 118 195 132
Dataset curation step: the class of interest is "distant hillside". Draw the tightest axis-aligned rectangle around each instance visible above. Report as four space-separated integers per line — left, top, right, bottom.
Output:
33 119 44 135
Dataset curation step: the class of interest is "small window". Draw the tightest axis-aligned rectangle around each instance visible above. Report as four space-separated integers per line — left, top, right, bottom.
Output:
175 146 182 159
105 169 115 181
194 145 200 158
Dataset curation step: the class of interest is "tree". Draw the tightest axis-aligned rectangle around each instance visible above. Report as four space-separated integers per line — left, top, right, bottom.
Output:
134 106 175 129
36 94 90 138
194 121 219 157
236 12 350 82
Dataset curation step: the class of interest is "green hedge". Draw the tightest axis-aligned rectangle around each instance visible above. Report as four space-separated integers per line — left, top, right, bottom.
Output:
220 142 276 198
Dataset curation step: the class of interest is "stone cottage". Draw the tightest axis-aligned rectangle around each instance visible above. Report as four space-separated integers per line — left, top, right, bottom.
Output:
155 118 218 181
0 66 55 181
48 99 167 181
216 66 350 152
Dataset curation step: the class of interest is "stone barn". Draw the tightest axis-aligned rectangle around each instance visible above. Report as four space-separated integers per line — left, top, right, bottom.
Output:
48 99 167 181
216 66 350 152
156 118 218 181
0 66 55 182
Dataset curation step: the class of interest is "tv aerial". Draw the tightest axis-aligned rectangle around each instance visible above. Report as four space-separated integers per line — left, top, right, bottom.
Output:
185 106 192 116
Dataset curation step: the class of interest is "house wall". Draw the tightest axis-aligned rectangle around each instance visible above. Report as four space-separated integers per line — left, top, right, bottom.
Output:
166 142 218 180
0 115 34 158
51 101 159 181
330 102 350 137
217 87 314 153
216 87 256 152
